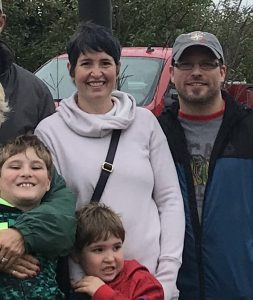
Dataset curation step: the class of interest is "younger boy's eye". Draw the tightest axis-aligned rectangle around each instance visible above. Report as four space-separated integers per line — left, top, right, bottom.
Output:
93 247 103 253
113 244 122 251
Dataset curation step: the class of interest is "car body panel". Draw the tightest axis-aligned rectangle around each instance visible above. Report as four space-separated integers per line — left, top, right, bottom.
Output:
35 47 173 115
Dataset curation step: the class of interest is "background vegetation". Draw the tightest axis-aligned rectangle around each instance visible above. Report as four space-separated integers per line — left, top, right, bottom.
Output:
2 0 253 81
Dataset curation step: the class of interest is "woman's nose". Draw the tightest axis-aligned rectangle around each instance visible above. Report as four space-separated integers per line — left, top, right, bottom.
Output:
90 65 103 77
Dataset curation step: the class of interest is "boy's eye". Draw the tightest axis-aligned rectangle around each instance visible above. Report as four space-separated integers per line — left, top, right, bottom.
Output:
113 244 122 251
9 165 20 169
92 247 103 253
32 165 43 170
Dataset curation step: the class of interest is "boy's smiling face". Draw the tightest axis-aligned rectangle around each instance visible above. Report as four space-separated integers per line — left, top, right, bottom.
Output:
77 234 124 283
0 147 51 211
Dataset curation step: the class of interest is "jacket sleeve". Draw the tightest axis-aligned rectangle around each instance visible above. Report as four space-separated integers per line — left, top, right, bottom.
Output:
150 116 185 300
36 77 55 122
92 274 164 300
13 167 77 257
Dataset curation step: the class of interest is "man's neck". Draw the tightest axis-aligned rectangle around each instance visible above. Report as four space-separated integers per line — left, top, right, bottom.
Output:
179 96 225 117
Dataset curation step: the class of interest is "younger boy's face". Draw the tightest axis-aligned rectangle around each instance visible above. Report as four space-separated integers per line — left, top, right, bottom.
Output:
77 235 124 283
0 147 51 211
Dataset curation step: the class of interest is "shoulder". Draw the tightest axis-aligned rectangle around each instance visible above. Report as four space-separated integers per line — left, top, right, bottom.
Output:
135 107 160 126
12 63 51 91
124 260 164 290
36 111 59 130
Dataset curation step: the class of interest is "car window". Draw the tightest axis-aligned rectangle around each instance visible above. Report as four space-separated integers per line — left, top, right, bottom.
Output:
35 58 76 101
35 56 165 107
119 57 164 106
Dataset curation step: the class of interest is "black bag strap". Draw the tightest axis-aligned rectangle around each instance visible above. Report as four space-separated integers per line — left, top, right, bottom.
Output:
90 129 121 202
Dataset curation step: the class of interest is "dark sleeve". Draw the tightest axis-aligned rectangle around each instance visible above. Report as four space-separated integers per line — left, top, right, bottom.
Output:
13 167 77 257
36 78 55 121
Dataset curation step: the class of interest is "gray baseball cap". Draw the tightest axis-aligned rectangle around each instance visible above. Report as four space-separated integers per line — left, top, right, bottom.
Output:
172 31 224 63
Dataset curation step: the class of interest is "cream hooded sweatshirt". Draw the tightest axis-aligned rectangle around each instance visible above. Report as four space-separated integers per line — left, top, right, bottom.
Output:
35 90 185 300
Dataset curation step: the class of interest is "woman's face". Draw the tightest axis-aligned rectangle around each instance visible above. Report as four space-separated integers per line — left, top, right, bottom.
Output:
69 51 119 109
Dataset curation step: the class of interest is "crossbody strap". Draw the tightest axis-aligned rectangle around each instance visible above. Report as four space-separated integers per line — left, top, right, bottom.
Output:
90 129 121 202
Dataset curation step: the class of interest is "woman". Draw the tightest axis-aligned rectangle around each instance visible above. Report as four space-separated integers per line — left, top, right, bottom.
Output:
35 22 185 300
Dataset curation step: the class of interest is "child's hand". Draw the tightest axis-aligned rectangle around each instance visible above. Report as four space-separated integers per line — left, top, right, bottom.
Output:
72 276 105 296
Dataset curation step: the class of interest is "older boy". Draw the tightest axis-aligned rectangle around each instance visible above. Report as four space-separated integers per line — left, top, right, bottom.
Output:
0 134 64 299
71 203 164 300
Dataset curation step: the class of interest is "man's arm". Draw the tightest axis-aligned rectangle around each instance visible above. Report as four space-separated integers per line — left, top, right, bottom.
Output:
13 167 77 257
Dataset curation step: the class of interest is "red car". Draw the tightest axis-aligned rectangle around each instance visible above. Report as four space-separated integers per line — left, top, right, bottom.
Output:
35 47 173 116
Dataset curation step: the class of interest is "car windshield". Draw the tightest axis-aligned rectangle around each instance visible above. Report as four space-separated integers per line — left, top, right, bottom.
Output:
35 56 164 106
35 58 76 100
119 57 163 106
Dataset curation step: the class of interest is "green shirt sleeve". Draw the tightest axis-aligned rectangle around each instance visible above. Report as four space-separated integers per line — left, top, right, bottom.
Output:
13 167 77 257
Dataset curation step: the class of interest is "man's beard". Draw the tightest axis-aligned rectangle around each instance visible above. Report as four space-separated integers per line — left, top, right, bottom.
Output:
178 84 221 106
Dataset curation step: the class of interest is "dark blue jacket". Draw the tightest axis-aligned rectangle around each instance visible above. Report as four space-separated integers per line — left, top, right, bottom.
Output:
158 92 253 300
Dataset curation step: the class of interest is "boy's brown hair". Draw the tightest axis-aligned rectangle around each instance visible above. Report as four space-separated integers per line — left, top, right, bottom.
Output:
75 203 125 251
0 134 53 179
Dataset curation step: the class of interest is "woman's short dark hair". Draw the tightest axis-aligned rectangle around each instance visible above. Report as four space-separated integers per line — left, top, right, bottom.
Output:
67 22 121 77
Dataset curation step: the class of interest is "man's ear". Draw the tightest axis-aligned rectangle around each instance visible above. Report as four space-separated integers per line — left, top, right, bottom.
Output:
0 14 6 34
170 66 175 84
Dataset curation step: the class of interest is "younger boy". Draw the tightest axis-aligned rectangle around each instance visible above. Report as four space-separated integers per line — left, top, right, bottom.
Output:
71 203 164 300
0 134 64 299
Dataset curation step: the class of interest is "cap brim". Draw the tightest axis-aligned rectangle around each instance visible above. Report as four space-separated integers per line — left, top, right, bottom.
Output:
173 43 222 62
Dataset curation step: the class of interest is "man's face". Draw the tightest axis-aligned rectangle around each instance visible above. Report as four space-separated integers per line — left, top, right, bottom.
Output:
171 46 226 110
0 12 6 33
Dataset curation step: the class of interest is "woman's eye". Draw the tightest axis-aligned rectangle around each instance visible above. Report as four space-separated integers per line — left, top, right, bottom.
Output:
101 61 112 66
81 61 91 66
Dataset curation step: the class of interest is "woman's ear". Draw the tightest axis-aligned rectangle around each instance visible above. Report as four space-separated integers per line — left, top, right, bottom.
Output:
116 62 121 77
67 62 74 79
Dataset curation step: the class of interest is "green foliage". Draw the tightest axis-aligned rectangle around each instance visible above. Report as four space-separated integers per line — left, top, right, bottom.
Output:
2 0 253 81
2 0 78 71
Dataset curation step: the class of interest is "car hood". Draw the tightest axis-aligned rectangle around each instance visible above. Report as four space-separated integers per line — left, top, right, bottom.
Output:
57 90 136 138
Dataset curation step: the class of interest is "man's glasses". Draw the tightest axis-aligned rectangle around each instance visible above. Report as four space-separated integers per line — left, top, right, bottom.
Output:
174 61 221 71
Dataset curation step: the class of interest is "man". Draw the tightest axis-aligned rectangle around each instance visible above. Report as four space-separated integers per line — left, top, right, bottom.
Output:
0 0 55 145
158 31 253 300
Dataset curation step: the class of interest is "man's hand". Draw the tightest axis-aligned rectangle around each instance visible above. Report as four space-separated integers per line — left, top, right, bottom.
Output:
72 276 105 296
0 228 25 268
0 254 40 279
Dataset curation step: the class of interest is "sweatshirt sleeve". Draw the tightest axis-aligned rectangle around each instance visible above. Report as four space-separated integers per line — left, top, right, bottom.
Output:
149 115 185 299
92 274 164 300
13 167 77 256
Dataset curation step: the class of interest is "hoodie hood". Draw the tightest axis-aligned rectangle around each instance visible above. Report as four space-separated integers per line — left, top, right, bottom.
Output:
57 90 136 137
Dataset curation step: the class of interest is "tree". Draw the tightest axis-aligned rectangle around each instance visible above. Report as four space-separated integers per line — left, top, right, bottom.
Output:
2 0 253 81
2 0 78 71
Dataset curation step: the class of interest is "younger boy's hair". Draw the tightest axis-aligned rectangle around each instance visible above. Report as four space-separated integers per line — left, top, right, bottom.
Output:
0 134 53 179
75 203 125 251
